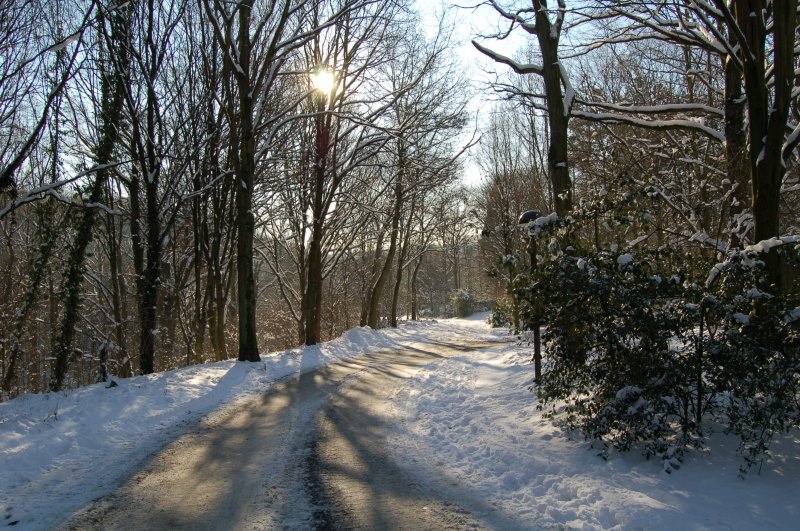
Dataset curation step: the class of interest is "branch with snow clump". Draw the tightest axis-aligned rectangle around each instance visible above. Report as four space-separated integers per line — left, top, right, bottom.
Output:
705 235 800 288
523 212 560 236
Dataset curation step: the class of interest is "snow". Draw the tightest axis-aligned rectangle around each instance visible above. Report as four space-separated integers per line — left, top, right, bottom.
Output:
746 287 771 300
46 31 81 54
732 312 750 326
525 212 559 236
570 110 726 142
706 235 799 287
745 235 800 255
387 320 800 530
705 261 726 288
2 315 799 529
617 253 634 268
559 61 575 117
1 323 492 530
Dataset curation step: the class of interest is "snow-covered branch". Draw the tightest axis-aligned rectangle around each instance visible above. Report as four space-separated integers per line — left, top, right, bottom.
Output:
571 110 725 142
471 41 543 75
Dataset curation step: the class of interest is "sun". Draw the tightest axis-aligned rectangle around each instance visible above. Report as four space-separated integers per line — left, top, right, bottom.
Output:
312 69 335 94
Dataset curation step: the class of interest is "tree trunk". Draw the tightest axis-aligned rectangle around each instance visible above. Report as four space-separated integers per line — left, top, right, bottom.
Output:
192 194 205 364
209 274 228 361
233 1 260 361
723 52 749 218
138 30 162 374
534 0 572 217
49 173 107 391
304 235 323 344
192 24 221 364
204 183 229 362
390 201 414 328
368 162 403 329
303 93 330 345
389 249 405 328
734 0 796 287
410 256 422 321
298 260 307 343
105 183 131 377
361 229 386 326
236 180 258 360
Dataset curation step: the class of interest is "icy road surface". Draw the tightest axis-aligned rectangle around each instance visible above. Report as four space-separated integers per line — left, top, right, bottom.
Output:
62 340 500 530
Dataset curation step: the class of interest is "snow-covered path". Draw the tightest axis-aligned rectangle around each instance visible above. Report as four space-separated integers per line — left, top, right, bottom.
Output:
2 315 799 530
0 319 505 530
64 339 498 530
388 321 800 530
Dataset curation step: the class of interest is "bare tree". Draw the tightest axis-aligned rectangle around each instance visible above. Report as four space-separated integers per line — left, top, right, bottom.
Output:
201 0 306 361
365 17 469 328
474 104 545 330
473 0 574 217
295 0 412 344
0 1 96 202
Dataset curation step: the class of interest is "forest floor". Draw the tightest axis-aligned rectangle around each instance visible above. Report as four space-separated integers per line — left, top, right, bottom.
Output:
1 315 798 530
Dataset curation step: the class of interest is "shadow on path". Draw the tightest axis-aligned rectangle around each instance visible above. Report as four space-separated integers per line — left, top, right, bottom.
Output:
63 340 520 530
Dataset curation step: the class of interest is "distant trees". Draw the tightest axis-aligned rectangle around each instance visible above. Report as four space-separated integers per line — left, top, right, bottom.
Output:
474 105 545 330
252 0 416 346
296 0 409 345
363 17 469 329
256 4 471 343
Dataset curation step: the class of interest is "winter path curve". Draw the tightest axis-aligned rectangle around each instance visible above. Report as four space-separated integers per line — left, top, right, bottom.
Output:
62 339 504 530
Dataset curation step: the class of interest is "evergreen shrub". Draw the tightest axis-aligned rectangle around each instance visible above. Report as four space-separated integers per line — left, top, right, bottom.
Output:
451 289 475 318
513 183 800 472
528 243 799 472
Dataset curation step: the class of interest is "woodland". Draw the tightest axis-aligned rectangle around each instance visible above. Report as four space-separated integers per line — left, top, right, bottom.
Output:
0 0 798 466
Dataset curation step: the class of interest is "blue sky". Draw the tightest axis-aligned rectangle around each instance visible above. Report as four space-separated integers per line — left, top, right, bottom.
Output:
416 0 528 187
